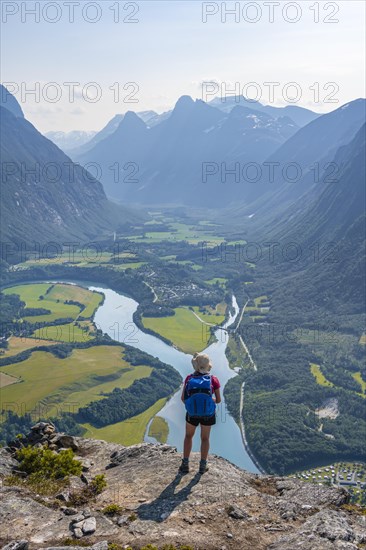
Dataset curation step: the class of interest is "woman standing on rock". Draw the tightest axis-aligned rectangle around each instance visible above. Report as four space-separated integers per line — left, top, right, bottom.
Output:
179 352 221 474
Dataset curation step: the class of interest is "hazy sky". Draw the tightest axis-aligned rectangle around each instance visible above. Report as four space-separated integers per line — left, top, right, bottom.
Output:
1 0 365 132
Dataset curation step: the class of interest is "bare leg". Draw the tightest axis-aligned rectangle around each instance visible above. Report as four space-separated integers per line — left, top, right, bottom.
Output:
183 422 196 459
200 425 211 460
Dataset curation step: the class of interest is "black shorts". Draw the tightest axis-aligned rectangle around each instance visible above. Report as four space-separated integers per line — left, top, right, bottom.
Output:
186 412 216 426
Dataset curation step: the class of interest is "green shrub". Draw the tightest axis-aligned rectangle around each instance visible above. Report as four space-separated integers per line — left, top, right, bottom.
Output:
128 511 138 522
16 446 82 480
69 474 107 505
140 545 158 550
102 503 123 516
4 473 66 496
108 545 129 550
89 473 107 495
61 538 91 547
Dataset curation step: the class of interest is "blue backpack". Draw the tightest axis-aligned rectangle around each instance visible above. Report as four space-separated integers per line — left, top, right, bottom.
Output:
184 374 216 417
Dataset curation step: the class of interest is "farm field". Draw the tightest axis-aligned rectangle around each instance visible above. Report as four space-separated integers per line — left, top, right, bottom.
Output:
142 307 211 354
148 416 169 444
0 346 152 417
3 283 103 323
32 321 95 343
81 397 168 445
191 302 226 325
0 336 58 357
0 372 19 388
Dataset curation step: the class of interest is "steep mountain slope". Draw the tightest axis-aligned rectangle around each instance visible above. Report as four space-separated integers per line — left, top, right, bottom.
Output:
256 124 366 313
1 422 363 550
268 123 366 244
0 106 141 248
229 98 366 221
0 84 24 118
76 96 299 206
209 95 319 126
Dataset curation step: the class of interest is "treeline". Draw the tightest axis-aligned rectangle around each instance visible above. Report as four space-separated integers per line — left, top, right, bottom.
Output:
226 307 366 474
22 307 52 316
76 366 181 427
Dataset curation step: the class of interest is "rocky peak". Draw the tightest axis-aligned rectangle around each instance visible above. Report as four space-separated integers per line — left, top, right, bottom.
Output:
0 423 365 549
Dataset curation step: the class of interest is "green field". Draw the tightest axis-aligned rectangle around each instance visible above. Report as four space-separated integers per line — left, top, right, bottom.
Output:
18 251 113 266
32 321 95 343
148 415 169 444
128 220 226 246
0 372 19 388
0 346 152 416
310 363 334 387
205 277 227 287
352 372 366 397
3 283 103 324
191 302 226 325
0 336 58 357
142 307 211 354
81 397 168 445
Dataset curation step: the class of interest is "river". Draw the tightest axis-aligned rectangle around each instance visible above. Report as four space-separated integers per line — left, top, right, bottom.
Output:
89 285 260 473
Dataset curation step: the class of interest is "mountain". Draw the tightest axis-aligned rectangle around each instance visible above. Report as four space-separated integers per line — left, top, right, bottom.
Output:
269 124 366 244
45 130 97 152
230 98 366 221
1 421 362 549
0 83 24 118
209 95 319 127
76 95 300 206
67 110 167 157
0 104 142 250
259 124 366 314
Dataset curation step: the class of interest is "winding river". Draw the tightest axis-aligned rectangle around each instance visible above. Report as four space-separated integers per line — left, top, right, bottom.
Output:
3 279 259 472
89 285 260 473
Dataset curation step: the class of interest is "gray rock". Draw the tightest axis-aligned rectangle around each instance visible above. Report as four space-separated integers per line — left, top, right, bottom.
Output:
69 475 85 492
52 434 79 451
63 507 78 516
71 515 85 524
2 542 28 550
117 515 130 526
73 527 83 538
73 520 85 529
82 516 97 534
228 504 248 519
55 490 70 502
91 543 109 550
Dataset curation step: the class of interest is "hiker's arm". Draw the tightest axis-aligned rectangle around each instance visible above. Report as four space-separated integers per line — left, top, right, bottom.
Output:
181 385 186 402
214 388 221 404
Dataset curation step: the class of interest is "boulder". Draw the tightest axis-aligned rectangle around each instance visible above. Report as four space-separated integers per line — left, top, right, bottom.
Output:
82 516 97 535
2 542 28 550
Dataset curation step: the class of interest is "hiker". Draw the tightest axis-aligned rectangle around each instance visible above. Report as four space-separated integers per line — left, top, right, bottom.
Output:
179 352 221 474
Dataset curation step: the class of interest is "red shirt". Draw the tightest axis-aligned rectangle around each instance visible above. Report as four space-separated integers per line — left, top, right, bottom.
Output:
184 373 220 394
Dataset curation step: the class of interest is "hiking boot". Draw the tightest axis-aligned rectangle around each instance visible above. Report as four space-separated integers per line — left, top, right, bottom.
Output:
179 459 189 474
199 459 208 474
